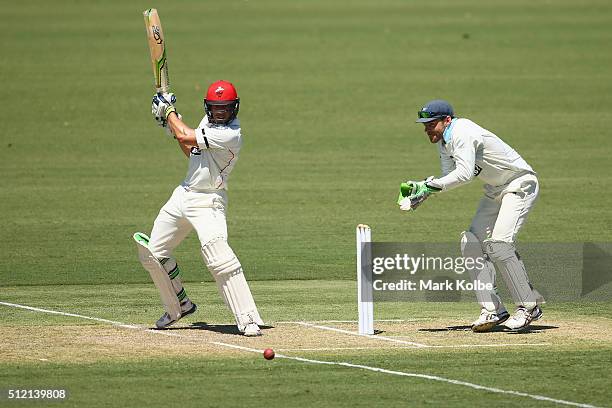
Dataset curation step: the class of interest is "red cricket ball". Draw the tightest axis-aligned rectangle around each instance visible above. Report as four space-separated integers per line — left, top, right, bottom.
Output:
263 348 275 360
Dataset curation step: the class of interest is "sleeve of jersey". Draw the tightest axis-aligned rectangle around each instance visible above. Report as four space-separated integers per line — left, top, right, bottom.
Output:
429 134 477 191
438 143 456 176
195 126 241 150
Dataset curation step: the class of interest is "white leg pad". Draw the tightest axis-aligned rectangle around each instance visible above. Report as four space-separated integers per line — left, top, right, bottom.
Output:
201 239 263 331
516 257 545 305
461 231 504 313
483 239 543 309
134 232 181 321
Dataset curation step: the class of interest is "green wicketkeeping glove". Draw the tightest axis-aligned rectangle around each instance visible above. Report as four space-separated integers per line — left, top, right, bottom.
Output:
397 182 413 205
397 178 442 211
410 180 441 196
396 179 441 205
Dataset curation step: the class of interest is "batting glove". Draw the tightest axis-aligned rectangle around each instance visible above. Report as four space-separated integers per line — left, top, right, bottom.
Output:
154 115 167 128
152 92 177 122
155 112 182 138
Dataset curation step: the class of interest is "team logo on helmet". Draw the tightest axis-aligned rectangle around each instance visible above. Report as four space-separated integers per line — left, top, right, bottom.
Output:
204 80 240 125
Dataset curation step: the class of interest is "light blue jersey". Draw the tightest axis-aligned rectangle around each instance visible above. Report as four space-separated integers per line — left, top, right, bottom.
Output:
430 118 534 191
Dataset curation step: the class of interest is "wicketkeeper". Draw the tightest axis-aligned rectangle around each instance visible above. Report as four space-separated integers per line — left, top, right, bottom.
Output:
398 100 544 332
134 80 264 336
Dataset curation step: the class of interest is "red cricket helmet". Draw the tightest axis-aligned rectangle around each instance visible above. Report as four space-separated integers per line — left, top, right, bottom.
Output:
204 80 240 124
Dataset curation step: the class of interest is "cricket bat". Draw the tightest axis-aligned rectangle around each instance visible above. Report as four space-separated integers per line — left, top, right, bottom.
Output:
143 8 170 93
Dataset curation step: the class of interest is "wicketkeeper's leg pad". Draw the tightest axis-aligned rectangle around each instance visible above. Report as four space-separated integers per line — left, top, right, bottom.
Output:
201 238 263 331
461 231 505 313
483 239 543 309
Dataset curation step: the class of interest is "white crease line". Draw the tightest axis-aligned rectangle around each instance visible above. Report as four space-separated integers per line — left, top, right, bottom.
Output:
276 319 412 324
0 301 141 330
294 321 428 348
426 343 552 349
0 300 600 408
277 343 552 352
288 321 551 350
286 357 600 408
209 341 262 353
279 347 403 351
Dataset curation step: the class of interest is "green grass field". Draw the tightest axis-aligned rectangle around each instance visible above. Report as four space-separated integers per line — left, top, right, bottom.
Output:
1 0 611 406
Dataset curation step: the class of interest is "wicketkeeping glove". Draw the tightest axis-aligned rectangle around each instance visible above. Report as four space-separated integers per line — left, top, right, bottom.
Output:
397 176 441 211
151 92 177 124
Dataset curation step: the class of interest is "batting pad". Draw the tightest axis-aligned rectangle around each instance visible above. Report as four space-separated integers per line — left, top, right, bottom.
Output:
133 232 181 321
483 239 543 309
461 231 504 313
201 239 264 331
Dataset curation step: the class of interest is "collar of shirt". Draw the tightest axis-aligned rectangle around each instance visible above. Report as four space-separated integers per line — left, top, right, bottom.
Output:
442 118 457 144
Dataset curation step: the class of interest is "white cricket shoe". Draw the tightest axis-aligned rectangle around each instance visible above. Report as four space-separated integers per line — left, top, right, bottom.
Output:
155 301 197 329
243 322 262 337
504 306 536 331
471 308 510 332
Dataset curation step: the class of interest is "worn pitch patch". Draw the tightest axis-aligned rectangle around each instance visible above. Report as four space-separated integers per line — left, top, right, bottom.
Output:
2 315 611 363
0 323 411 363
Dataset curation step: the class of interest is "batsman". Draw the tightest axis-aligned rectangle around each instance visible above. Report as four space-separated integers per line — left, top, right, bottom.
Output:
134 80 264 336
399 100 544 332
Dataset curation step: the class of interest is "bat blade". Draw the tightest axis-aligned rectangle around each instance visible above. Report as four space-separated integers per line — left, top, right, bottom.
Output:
143 8 170 93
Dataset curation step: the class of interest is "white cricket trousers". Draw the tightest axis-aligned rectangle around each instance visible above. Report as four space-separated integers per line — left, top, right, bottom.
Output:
469 173 539 243
148 186 229 259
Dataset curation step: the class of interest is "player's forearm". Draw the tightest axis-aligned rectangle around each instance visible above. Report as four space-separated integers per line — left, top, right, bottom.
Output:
430 167 473 191
173 139 192 157
167 113 197 145
432 145 476 191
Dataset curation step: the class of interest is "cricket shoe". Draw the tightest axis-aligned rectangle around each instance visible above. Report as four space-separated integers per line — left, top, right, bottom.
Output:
531 305 543 321
471 308 510 332
155 301 198 329
243 323 262 337
504 306 536 331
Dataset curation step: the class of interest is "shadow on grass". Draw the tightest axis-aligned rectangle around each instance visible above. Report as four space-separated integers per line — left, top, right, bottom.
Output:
418 324 559 334
157 322 275 335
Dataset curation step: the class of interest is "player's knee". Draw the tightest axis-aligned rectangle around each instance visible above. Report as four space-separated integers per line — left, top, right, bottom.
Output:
201 238 241 277
139 252 179 277
146 241 171 262
482 239 515 262
145 248 170 266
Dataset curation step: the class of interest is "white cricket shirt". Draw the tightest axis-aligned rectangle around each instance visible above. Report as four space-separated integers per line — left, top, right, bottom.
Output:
180 116 242 191
430 118 535 191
